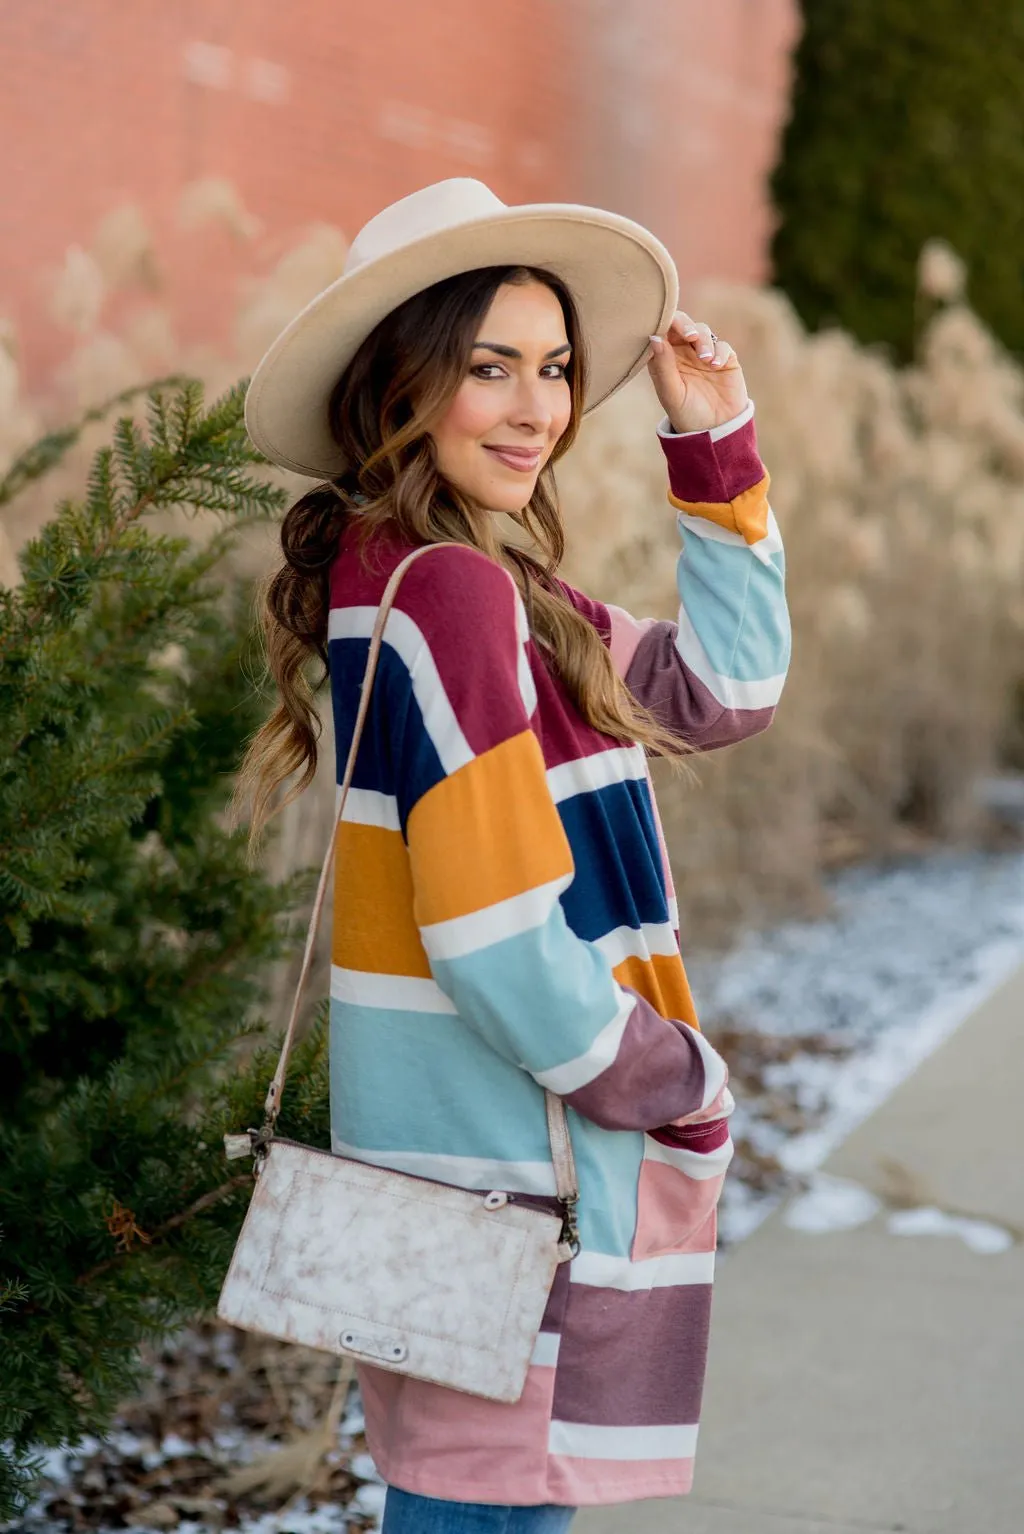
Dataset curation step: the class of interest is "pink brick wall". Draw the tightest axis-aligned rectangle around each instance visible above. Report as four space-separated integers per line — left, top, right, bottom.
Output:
0 0 798 392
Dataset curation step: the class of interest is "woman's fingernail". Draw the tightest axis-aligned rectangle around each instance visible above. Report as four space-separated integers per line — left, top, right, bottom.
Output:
700 348 713 360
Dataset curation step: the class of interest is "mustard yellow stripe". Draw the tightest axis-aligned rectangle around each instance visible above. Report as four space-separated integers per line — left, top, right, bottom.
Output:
668 471 771 547
407 730 573 927
612 952 700 1029
332 822 431 978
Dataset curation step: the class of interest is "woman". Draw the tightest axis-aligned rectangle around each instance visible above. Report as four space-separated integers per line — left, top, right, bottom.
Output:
235 179 790 1532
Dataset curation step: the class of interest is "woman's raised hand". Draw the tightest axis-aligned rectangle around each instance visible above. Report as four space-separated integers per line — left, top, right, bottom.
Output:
646 310 750 435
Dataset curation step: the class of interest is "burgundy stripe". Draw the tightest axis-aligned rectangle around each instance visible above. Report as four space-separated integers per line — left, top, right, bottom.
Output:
332 528 529 755
564 1002 706 1131
531 663 625 767
556 578 613 646
331 526 626 765
624 621 776 751
650 1118 731 1151
659 418 764 505
552 1281 712 1427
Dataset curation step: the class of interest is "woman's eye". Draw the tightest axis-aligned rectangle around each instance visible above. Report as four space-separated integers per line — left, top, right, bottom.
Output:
470 362 568 380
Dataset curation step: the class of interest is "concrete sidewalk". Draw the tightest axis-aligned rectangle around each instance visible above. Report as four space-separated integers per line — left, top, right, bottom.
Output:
577 963 1024 1534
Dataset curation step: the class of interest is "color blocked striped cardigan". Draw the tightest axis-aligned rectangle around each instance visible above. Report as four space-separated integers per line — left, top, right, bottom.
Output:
326 400 789 1507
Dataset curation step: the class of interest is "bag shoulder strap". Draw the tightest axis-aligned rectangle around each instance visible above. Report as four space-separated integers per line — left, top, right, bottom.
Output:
260 541 579 1211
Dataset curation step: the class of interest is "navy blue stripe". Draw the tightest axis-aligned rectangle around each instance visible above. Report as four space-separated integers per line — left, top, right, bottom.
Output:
558 779 669 939
329 636 445 831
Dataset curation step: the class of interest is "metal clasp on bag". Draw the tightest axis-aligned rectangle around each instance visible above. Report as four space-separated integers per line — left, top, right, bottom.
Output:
223 1123 274 1178
558 1194 581 1261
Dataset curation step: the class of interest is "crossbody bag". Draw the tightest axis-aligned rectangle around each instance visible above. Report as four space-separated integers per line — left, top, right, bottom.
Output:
217 542 580 1404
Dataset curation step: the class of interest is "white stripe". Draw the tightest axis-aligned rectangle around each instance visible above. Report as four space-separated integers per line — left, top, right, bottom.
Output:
530 1331 560 1368
546 744 647 805
688 1026 727 1110
676 505 783 560
570 1248 715 1290
667 896 679 930
532 989 633 1094
330 966 456 1015
515 597 538 718
657 397 755 443
330 1137 558 1195
674 604 787 711
419 874 570 962
329 605 473 775
593 920 680 967
643 1133 735 1180
335 783 401 831
549 1420 698 1461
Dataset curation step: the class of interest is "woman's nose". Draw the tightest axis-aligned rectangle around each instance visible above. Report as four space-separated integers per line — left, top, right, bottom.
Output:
509 378 553 432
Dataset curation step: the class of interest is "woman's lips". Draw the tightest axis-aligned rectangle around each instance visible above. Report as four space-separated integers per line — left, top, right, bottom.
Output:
483 445 542 473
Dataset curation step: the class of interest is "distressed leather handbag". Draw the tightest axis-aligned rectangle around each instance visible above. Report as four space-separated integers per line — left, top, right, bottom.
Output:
217 542 580 1404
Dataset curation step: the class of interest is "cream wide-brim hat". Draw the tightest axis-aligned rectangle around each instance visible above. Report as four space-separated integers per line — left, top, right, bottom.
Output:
244 177 679 479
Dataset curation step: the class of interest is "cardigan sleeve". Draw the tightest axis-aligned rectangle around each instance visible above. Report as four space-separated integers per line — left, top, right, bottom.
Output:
601 402 791 751
388 544 729 1133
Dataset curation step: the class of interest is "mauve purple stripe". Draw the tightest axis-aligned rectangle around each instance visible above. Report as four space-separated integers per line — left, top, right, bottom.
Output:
540 1257 571 1334
563 1002 706 1131
659 418 764 506
624 621 776 752
552 1282 713 1427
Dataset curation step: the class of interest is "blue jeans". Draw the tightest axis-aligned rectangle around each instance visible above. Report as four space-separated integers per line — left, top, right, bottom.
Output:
382 1486 576 1533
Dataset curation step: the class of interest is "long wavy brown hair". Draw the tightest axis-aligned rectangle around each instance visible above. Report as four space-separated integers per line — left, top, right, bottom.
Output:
231 264 689 859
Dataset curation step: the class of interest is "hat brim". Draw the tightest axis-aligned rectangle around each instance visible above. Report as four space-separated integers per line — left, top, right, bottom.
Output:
243 203 679 479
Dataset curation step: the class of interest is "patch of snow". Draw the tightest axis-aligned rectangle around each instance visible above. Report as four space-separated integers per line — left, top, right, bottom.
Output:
29 1444 75 1482
887 1206 1014 1255
783 1175 882 1233
349 1480 388 1523
231 1500 350 1534
338 1399 365 1441
778 931 1024 1177
692 849 1024 1242
349 1450 382 1483
157 1432 199 1460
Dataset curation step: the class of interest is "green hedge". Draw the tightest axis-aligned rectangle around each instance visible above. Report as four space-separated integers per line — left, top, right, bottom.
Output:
770 0 1024 359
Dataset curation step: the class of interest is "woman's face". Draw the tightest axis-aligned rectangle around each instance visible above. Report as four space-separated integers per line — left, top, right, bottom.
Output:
429 279 573 513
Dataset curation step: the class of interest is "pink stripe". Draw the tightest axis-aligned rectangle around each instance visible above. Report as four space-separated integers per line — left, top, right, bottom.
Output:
606 602 659 675
547 1454 695 1505
358 1359 556 1505
632 1160 723 1261
670 1081 733 1126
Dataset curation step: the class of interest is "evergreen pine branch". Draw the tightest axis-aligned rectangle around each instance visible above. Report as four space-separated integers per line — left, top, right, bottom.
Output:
0 374 320 1514
0 375 189 509
0 376 287 659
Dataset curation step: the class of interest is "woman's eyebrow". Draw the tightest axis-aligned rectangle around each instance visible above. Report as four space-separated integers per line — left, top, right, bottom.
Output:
472 341 572 360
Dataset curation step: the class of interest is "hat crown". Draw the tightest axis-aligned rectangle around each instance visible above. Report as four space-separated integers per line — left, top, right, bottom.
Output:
344 179 508 276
